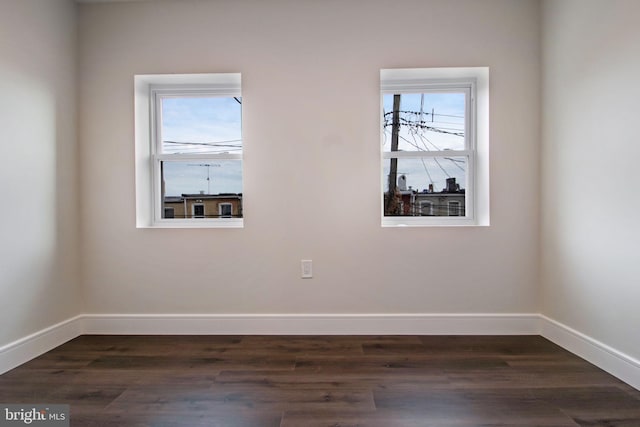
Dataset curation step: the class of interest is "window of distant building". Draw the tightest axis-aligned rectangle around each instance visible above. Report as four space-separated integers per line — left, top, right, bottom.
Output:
419 201 433 216
218 203 233 218
135 73 243 228
380 67 489 227
448 201 461 216
163 207 175 219
192 203 205 218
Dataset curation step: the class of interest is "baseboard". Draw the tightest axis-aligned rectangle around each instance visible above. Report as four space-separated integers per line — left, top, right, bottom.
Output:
0 313 538 374
0 316 83 375
4 313 637 391
540 315 640 391
82 313 540 335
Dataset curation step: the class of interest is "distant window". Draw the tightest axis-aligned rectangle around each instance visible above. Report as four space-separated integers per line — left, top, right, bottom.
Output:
192 203 205 218
380 67 489 226
134 73 243 228
420 201 433 216
163 207 175 219
218 203 232 218
448 201 461 216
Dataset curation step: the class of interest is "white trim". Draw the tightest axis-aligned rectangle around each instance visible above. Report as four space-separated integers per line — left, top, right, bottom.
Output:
157 153 243 161
81 313 539 335
2 314 638 391
382 150 473 159
0 316 83 375
134 72 243 229
379 67 489 227
540 315 640 391
151 217 243 228
383 215 474 227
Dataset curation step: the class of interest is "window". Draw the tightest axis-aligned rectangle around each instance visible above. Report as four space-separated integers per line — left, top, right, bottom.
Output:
420 201 433 216
448 201 461 216
135 73 243 228
192 203 205 218
163 207 175 219
380 67 489 226
218 203 232 218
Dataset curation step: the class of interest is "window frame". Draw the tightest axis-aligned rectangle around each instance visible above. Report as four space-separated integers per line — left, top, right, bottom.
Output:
380 67 490 227
135 73 243 228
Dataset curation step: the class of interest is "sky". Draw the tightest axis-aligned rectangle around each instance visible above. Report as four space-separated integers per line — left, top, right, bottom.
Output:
159 91 466 197
382 92 467 193
160 96 243 196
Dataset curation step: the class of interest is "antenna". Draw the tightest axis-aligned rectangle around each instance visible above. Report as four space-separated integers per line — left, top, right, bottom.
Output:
188 163 221 194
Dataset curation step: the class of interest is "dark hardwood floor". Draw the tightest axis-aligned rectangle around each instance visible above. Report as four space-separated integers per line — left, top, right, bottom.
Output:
1 335 638 426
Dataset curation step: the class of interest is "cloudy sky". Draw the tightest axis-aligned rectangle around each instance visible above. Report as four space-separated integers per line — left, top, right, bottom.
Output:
158 91 466 197
382 92 466 193
160 96 243 196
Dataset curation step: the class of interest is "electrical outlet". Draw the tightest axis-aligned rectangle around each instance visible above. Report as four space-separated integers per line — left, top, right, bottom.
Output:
301 260 313 278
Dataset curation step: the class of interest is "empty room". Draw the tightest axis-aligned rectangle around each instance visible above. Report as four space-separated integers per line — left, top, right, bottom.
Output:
0 0 638 425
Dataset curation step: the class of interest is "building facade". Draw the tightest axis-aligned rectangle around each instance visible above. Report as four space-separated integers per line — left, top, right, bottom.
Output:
163 193 243 219
386 177 465 217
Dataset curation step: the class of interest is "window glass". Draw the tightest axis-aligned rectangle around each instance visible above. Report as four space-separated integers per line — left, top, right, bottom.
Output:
192 204 205 218
154 89 243 222
219 203 232 218
382 92 466 152
160 96 242 155
382 91 469 219
135 73 244 228
382 157 467 195
379 67 489 226
161 160 242 197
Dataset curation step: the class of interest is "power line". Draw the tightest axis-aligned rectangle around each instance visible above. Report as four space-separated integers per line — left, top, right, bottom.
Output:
383 119 464 137
164 139 242 147
383 110 464 119
417 133 465 173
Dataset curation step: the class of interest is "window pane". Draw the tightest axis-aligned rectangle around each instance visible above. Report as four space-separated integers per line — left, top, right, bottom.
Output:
193 204 205 218
161 160 243 219
383 156 466 217
448 201 462 216
161 96 242 155
219 203 232 218
382 93 465 152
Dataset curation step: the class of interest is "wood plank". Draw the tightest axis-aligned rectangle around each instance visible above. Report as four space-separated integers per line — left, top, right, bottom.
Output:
0 335 637 426
373 387 578 425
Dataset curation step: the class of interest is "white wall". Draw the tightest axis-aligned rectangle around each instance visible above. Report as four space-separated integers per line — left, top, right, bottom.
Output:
78 0 541 316
541 0 640 361
0 0 81 346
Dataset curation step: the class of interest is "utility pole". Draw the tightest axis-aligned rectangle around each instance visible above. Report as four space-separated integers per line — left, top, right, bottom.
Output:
385 94 401 215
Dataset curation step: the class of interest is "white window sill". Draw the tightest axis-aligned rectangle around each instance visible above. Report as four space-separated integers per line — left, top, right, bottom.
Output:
138 218 244 229
382 217 488 227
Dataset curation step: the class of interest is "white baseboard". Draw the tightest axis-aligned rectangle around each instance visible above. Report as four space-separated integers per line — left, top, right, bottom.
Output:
0 313 537 374
540 315 640 391
0 315 83 375
2 313 637 391
82 313 541 335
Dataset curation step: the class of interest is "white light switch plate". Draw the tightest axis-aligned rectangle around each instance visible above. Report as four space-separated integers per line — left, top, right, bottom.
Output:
301 260 313 278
